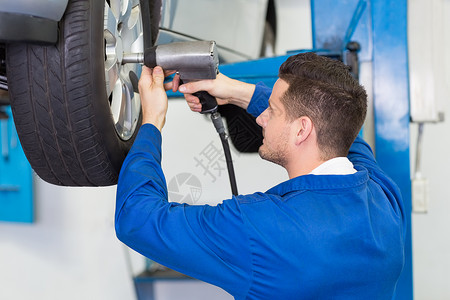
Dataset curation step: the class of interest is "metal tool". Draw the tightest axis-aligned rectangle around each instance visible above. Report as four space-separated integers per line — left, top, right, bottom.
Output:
123 40 219 114
123 40 238 195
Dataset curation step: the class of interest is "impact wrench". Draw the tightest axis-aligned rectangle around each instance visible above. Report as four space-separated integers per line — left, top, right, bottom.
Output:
122 41 238 196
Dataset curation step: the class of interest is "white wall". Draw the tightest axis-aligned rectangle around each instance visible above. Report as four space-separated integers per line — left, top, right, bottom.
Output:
0 182 137 300
410 112 450 300
409 0 450 299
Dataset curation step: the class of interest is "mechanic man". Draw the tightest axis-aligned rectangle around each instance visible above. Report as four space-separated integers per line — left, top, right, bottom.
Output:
115 53 405 299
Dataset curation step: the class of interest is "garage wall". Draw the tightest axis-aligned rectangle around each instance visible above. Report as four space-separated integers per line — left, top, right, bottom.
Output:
0 183 137 299
0 0 449 299
409 0 450 299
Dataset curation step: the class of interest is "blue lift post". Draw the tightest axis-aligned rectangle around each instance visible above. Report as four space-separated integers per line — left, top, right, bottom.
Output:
370 2 412 298
0 105 33 223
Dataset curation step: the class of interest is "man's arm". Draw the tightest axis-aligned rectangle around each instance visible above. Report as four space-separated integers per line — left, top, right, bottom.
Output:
347 136 406 239
178 73 256 112
245 82 272 117
115 67 252 297
178 73 272 118
115 124 252 296
347 136 378 168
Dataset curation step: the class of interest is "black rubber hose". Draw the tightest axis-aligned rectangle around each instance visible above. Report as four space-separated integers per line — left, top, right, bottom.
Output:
211 112 238 196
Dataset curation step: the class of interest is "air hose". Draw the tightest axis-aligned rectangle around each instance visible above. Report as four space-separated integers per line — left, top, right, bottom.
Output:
210 112 238 196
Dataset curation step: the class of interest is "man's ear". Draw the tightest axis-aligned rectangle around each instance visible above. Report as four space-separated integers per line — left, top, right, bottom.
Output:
292 116 313 146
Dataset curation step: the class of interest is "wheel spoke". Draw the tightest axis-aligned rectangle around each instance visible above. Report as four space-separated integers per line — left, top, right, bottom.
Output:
110 79 124 126
121 11 143 53
117 76 133 136
108 0 122 21
128 3 141 30
131 90 141 128
104 4 118 91
130 0 140 8
121 78 133 133
110 73 138 139
105 62 119 98
120 0 132 23
130 33 144 54
104 4 118 36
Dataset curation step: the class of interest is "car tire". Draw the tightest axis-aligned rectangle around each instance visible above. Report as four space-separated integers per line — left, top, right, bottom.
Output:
5 0 156 186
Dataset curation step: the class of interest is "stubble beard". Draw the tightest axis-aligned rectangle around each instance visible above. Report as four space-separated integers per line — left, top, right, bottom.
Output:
258 140 288 167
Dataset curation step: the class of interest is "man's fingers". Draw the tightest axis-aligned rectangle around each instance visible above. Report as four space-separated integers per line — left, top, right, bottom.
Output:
185 94 200 104
164 70 177 77
164 81 174 91
163 73 181 92
172 74 181 92
179 79 213 94
141 65 152 77
187 102 202 112
138 66 152 91
184 94 202 112
152 66 165 88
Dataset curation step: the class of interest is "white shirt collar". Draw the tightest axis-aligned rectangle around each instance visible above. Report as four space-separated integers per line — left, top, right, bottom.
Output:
309 157 356 175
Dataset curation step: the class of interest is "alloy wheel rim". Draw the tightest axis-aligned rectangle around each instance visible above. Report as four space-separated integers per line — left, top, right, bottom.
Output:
104 0 142 140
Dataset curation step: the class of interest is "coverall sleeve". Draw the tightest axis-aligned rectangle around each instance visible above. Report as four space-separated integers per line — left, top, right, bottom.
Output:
347 136 398 181
115 124 252 298
347 136 378 169
348 136 406 238
247 82 272 117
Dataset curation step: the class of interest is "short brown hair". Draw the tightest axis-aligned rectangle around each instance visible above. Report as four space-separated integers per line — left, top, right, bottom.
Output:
278 52 367 159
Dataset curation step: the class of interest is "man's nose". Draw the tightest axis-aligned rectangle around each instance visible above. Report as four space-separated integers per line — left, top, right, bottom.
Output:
256 109 267 128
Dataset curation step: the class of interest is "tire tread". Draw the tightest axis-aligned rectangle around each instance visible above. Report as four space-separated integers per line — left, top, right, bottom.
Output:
5 0 141 186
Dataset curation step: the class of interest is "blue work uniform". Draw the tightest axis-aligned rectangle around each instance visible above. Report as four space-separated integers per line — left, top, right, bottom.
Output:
115 83 405 300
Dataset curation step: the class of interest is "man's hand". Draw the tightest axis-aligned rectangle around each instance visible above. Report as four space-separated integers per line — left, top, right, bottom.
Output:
177 73 256 112
138 66 169 131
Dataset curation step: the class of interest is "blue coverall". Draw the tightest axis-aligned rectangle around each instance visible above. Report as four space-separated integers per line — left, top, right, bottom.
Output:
115 83 405 300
